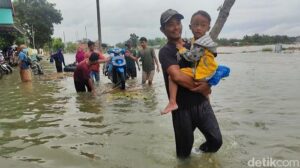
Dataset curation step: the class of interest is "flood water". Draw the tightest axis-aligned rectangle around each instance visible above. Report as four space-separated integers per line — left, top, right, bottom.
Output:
0 48 300 168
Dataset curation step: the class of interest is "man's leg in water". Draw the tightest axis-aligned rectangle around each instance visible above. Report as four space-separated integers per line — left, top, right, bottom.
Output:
172 107 195 158
194 100 222 152
74 80 86 92
131 66 137 79
141 71 147 84
147 70 155 85
161 76 179 115
94 71 100 83
90 72 95 83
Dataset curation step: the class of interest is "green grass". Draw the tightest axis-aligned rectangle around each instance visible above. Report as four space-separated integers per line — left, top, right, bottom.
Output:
262 48 273 52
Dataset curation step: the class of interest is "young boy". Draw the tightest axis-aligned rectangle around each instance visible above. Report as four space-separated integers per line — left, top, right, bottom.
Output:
161 10 230 114
73 52 99 94
84 41 106 83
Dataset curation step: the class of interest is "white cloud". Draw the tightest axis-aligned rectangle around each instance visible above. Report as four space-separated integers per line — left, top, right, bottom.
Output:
48 0 300 45
263 23 300 36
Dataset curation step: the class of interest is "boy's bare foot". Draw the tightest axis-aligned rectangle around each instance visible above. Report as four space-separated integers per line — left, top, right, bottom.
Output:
161 103 178 115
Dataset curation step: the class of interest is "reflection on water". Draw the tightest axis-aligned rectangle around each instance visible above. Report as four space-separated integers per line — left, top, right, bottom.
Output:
0 51 300 168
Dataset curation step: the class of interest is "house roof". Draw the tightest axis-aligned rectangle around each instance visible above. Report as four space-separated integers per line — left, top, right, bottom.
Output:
0 1 24 34
0 8 13 25
0 24 25 34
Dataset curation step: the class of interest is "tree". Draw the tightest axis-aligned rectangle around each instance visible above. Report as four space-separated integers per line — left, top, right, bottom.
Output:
0 33 15 49
64 42 77 53
210 0 236 41
147 37 167 48
115 42 125 48
51 38 64 52
129 33 139 48
13 0 63 48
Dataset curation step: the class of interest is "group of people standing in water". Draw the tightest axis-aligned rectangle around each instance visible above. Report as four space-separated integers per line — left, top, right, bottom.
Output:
72 38 161 93
71 8 229 159
16 8 230 159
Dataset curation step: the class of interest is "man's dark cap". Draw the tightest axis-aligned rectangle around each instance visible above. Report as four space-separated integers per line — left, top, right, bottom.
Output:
160 9 184 27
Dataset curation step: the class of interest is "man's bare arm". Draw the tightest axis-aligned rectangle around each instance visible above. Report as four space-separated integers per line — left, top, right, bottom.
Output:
153 55 160 72
167 65 211 96
167 65 195 89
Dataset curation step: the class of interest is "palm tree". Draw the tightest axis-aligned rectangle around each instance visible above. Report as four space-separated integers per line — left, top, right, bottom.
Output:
210 0 236 41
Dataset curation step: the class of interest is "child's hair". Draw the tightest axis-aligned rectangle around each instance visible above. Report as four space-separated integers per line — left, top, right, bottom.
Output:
89 52 99 62
191 10 211 23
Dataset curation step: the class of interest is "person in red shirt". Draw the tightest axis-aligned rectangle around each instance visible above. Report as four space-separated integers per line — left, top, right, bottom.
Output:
73 53 100 93
75 46 85 64
84 41 106 83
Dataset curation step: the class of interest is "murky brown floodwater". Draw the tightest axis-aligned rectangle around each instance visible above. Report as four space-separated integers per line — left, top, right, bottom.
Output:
0 48 300 168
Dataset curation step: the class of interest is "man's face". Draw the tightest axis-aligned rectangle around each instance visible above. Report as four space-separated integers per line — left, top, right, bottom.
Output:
89 44 95 51
161 17 182 41
140 41 147 49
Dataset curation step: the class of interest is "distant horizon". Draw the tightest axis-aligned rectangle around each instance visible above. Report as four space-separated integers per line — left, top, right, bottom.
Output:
56 31 300 47
48 0 300 45
60 34 300 46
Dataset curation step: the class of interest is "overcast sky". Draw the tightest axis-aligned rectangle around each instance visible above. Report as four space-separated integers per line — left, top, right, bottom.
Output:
48 0 300 45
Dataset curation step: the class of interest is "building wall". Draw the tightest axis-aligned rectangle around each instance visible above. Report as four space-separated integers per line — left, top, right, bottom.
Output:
0 0 12 8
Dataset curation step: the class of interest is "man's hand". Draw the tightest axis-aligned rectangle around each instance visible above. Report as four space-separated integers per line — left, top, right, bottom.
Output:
125 50 131 57
156 66 160 73
105 57 111 62
98 57 110 63
190 81 211 96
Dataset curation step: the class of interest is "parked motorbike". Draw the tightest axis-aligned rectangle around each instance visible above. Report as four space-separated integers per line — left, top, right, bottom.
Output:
0 50 13 74
30 55 44 75
64 62 77 72
104 48 127 89
0 66 4 79
0 63 13 74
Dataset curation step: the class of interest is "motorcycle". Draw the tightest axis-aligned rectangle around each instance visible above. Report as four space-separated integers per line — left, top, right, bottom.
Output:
30 55 44 75
104 48 127 89
0 65 4 79
0 63 13 74
64 62 77 72
0 50 13 74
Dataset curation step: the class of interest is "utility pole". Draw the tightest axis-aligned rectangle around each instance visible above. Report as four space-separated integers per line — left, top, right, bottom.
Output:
63 31 66 44
96 0 102 50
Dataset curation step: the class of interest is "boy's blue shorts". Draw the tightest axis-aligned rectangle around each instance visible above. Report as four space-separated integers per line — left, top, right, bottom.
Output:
208 65 230 86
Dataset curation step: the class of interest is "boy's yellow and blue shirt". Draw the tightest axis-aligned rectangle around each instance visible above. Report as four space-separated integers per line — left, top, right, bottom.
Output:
177 35 218 80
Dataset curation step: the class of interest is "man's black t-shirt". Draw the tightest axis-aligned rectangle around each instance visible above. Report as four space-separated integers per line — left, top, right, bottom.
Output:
159 42 206 107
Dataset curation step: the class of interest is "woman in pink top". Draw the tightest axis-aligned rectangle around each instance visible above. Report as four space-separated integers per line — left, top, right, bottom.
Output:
75 47 85 64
